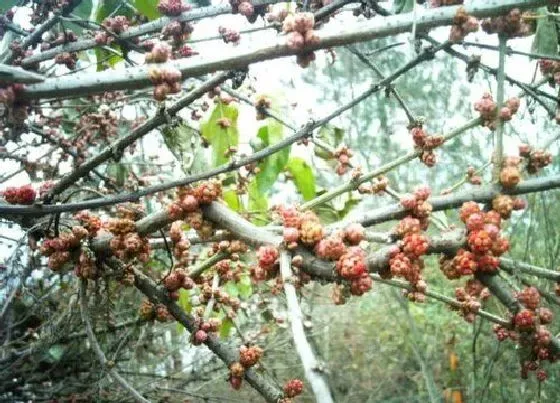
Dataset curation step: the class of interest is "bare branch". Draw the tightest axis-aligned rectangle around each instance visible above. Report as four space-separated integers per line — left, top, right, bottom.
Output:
79 280 151 403
279 251 334 403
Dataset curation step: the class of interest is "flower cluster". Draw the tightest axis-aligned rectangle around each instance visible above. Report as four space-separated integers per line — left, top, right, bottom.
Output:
161 20 194 43
145 41 172 63
95 16 130 44
333 145 353 175
254 95 271 120
449 7 479 42
2 184 36 205
474 93 520 130
357 176 388 195
493 286 556 381
106 204 150 262
439 201 512 279
283 13 319 68
139 299 173 322
219 26 241 44
157 0 191 16
481 8 532 38
453 279 490 323
518 144 552 175
228 344 264 389
148 66 182 101
409 125 444 167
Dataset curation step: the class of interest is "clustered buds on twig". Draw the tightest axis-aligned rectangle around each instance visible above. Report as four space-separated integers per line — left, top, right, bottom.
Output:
493 286 556 381
2 184 36 204
149 66 182 101
518 143 552 175
449 7 479 42
474 93 520 130
283 13 319 68
219 26 241 44
453 279 490 322
409 124 444 167
481 8 532 38
254 95 271 120
157 0 191 16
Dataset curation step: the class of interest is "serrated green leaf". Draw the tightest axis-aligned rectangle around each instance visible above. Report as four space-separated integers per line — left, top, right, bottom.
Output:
255 120 289 194
314 125 344 159
531 10 558 57
134 0 161 20
219 317 234 339
222 190 241 212
200 102 239 168
248 181 269 226
285 157 316 201
393 0 414 14
238 275 253 299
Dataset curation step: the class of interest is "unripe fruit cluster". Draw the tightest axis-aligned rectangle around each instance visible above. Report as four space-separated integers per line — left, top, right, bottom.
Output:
481 8 532 38
284 379 304 398
474 93 520 130
161 20 194 43
219 26 240 44
499 157 521 188
3 184 36 204
138 299 173 322
409 125 444 167
254 95 272 120
358 176 388 194
149 66 182 101
283 13 319 68
157 0 191 16
539 59 560 85
399 185 433 227
441 201 510 279
453 279 489 323
95 16 130 44
449 7 479 42
518 144 552 175
333 145 353 176
145 42 172 63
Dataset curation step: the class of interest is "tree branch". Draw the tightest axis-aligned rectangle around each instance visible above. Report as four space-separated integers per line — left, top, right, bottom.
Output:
130 267 285 402
279 250 334 403
18 0 548 100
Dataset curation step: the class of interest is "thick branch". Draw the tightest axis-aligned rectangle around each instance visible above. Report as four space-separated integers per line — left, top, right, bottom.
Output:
131 267 284 402
18 0 548 100
279 251 334 403
19 0 281 68
348 175 560 228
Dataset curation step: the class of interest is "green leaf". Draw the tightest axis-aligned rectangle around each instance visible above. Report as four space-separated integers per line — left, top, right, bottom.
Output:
0 1 18 13
176 289 192 334
314 124 344 159
94 0 134 71
248 181 269 226
255 120 289 194
393 0 414 14
223 281 240 298
71 0 94 34
285 157 316 201
219 317 234 339
134 0 161 20
45 344 66 363
106 163 127 186
237 275 253 300
200 102 240 168
531 9 558 57
314 205 339 225
222 190 241 212
162 124 208 174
